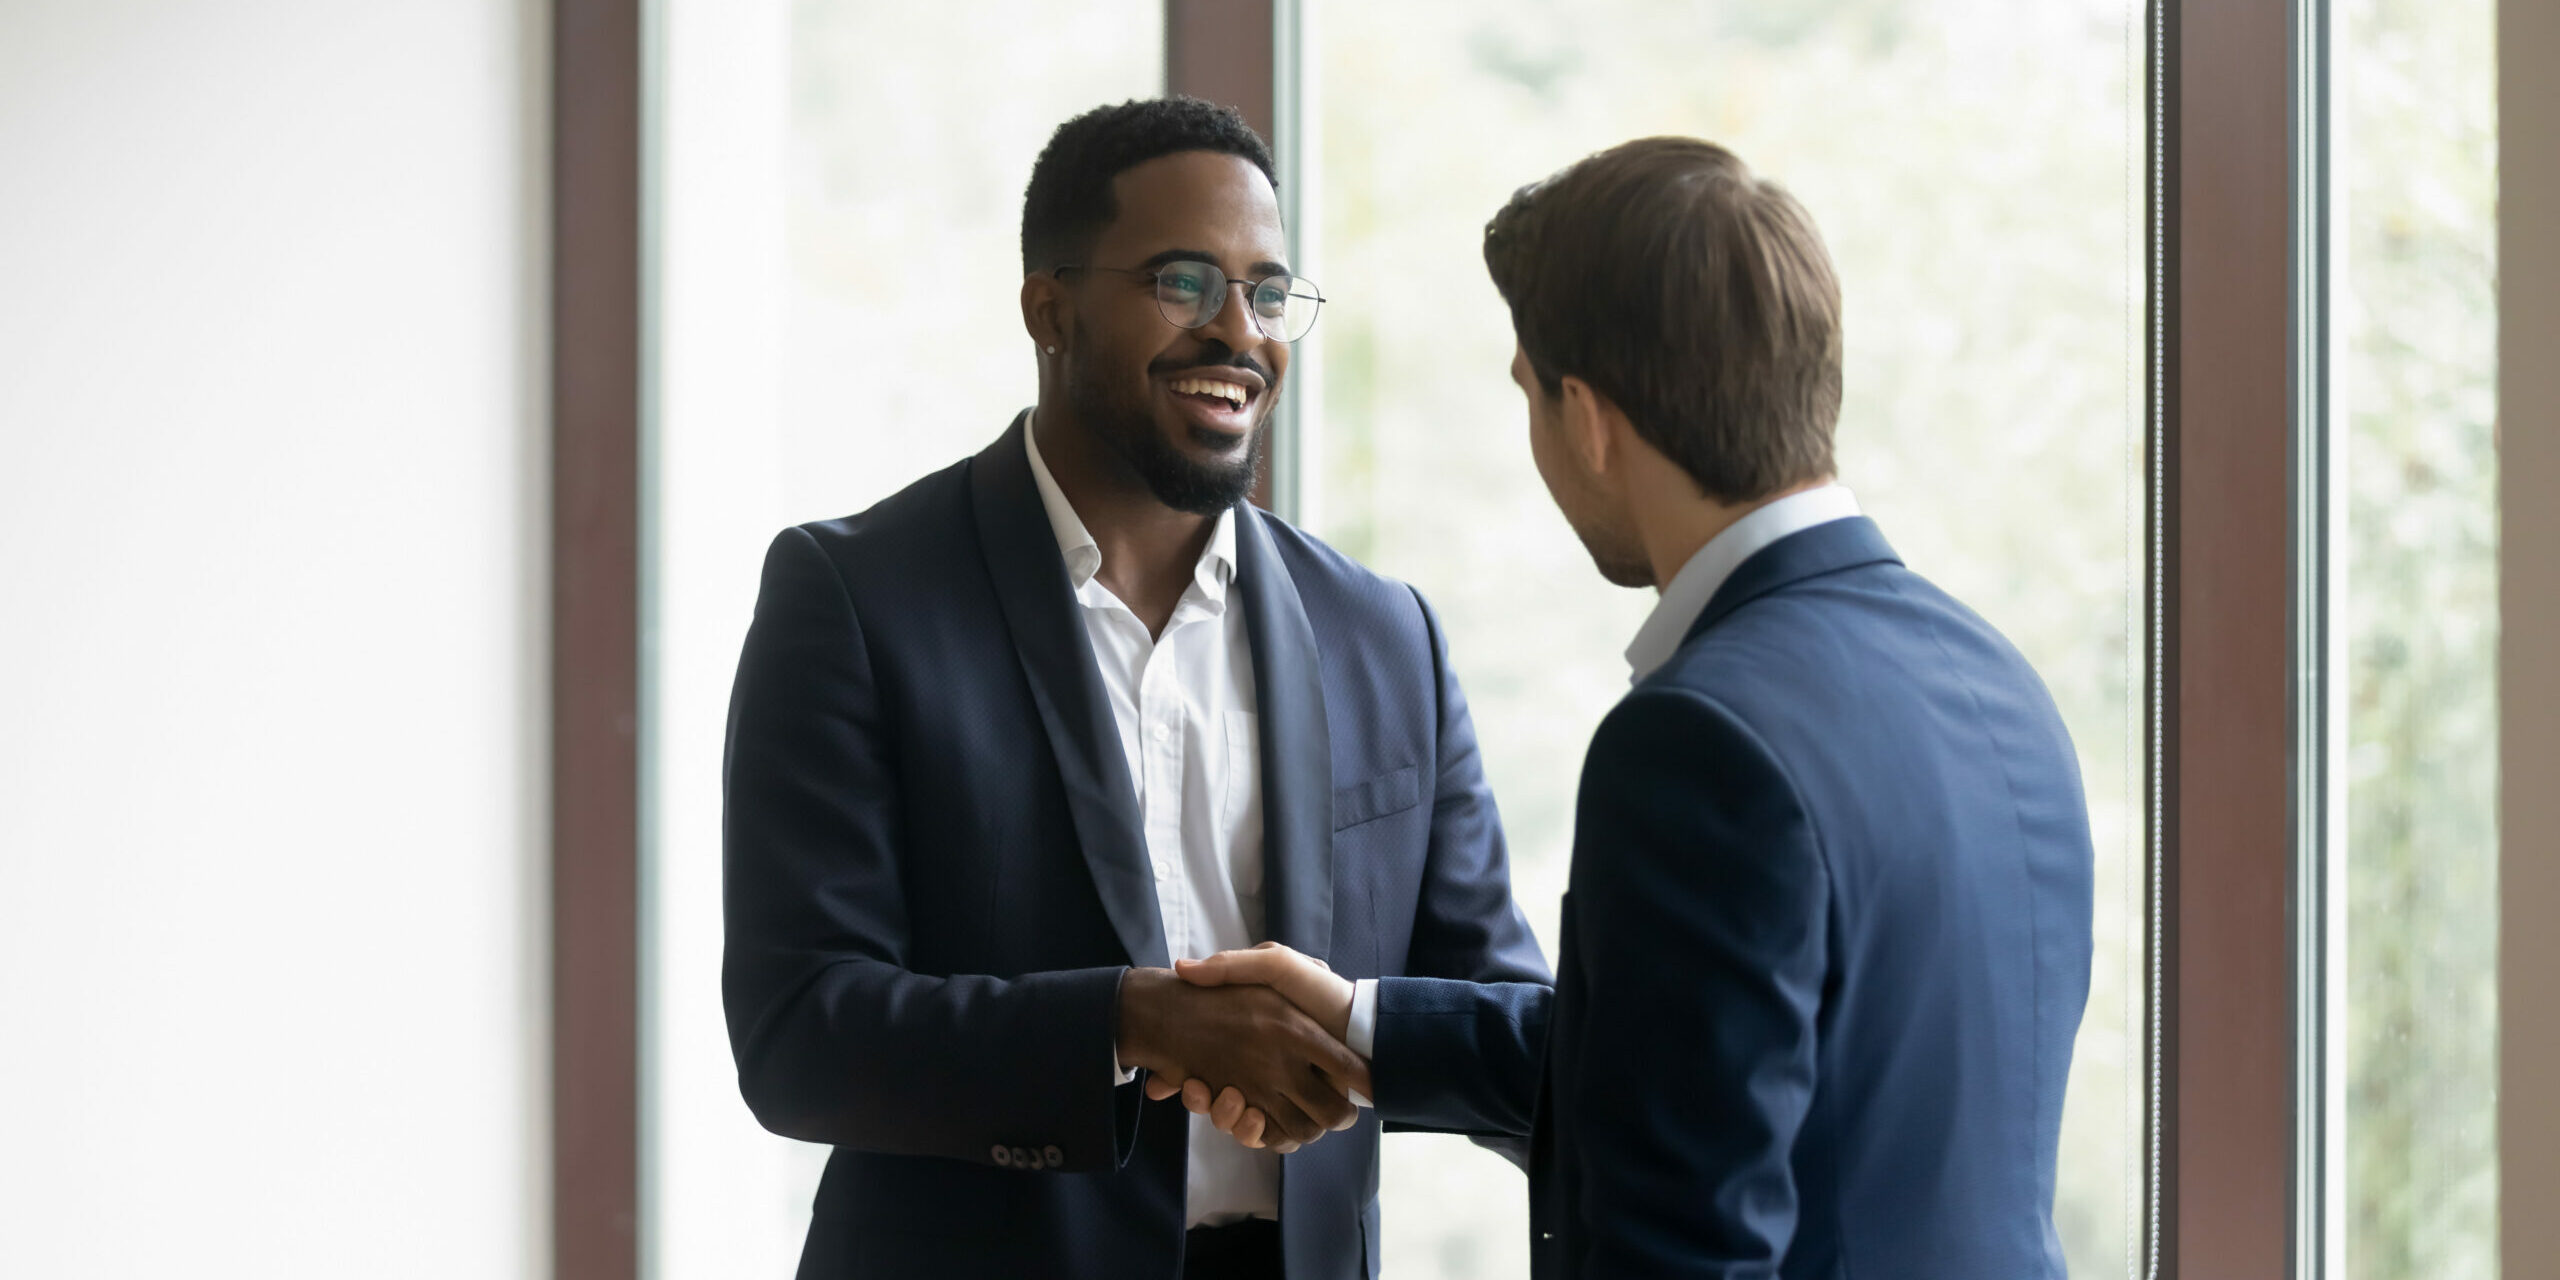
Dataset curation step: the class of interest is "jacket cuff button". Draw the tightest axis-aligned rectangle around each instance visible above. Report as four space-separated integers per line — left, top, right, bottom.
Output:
991 1145 1012 1167
1043 1145 1065 1167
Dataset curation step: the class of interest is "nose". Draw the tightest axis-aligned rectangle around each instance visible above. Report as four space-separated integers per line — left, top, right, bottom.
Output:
1198 278 1265 351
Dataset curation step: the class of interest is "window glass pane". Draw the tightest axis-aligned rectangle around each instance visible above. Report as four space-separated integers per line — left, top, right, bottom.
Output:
2336 0 2500 1273
1301 1 2148 1275
644 4 1160 1275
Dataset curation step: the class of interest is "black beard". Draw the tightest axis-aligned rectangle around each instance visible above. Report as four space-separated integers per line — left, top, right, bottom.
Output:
1065 336 1267 515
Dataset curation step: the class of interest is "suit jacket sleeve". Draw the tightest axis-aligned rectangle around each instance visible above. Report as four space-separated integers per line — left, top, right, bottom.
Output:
1366 587 1555 1141
1566 685 1829 1275
721 526 1139 1170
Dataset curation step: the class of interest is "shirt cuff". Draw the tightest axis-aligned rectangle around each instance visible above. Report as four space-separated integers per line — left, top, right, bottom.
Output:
1345 979 1379 1107
1111 967 1137 1085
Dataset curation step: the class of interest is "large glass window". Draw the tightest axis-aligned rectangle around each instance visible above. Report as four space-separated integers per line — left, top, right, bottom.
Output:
648 4 2160 1275
1298 1 2148 1275
644 4 1161 1275
2335 0 2501 1274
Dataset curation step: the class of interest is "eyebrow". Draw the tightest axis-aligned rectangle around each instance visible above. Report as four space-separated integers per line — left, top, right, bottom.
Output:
1136 247 1293 278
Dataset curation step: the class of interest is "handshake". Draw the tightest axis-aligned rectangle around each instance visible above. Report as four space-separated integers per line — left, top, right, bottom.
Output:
1114 943 1370 1155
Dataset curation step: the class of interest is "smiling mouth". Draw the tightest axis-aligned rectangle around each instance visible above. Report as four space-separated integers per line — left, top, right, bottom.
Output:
1161 372 1262 441
1167 374 1253 412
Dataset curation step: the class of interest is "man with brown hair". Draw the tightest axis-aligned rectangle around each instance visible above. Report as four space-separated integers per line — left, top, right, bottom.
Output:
1172 138 2094 1277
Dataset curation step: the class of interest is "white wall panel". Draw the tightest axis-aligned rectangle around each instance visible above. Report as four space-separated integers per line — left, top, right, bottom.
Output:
0 3 547 1275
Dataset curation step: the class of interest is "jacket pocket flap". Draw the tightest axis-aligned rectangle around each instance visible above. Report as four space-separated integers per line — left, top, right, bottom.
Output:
1332 765 1423 830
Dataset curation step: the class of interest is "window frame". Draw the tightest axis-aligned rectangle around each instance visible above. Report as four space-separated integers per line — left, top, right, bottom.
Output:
2503 2 2560 1272
1165 0 1301 516
551 2 645 1279
2153 0 2304 1273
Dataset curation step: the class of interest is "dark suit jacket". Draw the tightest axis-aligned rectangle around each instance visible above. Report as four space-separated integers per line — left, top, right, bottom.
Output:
1371 516 2095 1279
721 415 1550 1280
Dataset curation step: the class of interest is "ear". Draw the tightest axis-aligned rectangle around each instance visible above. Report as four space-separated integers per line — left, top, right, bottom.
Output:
1021 271 1071 353
1557 375 1624 480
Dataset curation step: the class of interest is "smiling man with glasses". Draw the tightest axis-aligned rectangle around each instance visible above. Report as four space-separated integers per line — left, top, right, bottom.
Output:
719 97 1549 1280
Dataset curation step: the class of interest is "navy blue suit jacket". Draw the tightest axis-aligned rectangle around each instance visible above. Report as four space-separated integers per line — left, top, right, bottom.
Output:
1372 517 2094 1278
721 415 1550 1280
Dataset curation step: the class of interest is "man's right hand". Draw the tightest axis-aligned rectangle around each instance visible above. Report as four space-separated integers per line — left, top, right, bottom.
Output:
1163 943 1365 1150
1116 966 1370 1153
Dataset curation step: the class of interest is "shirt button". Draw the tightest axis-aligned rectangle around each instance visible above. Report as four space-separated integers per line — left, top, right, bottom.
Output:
1151 723 1172 742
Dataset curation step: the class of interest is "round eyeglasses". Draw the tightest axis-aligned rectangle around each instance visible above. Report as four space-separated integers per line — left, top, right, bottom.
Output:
1054 260 1326 343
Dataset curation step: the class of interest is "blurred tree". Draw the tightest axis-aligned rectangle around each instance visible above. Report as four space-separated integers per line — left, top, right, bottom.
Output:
2339 0 2501 1276
1312 1 2145 1275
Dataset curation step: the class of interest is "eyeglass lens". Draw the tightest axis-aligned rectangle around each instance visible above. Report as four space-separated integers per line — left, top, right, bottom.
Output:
1152 261 1323 342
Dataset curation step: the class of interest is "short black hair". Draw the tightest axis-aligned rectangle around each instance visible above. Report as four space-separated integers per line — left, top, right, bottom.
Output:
1021 97 1280 274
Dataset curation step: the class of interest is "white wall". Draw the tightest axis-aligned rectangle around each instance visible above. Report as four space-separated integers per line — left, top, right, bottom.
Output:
0 3 548 1276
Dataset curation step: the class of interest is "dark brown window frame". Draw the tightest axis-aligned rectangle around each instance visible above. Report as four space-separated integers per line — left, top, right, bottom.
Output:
2503 0 2560 1267
552 1 642 1278
2155 0 2301 1275
1167 0 1288 512
542 2 2336 1275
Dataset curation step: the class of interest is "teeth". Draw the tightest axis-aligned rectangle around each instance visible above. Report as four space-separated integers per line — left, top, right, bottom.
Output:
1171 377 1248 407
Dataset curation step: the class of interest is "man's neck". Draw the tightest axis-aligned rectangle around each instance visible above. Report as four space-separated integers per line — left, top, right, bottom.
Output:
1633 470 1833 593
1032 406 1218 638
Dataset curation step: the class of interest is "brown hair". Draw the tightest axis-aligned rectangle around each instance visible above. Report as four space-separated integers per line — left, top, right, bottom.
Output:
1484 137 1843 503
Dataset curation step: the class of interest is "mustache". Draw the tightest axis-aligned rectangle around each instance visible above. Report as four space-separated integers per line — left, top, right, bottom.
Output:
1147 341 1272 386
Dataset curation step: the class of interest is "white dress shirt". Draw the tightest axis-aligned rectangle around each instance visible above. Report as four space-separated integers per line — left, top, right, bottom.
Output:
1624 484 1864 682
1339 486 1865 1061
1024 421 1281 1225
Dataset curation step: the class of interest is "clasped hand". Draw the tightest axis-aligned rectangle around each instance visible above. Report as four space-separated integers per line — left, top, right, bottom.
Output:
1115 943 1366 1154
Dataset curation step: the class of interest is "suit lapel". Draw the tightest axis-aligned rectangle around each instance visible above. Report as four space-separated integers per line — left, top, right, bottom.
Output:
968 413 1169 970
1233 506 1336 963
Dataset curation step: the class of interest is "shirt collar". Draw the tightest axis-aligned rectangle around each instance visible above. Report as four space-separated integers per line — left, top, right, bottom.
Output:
1023 410 1237 604
1624 483 1862 682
